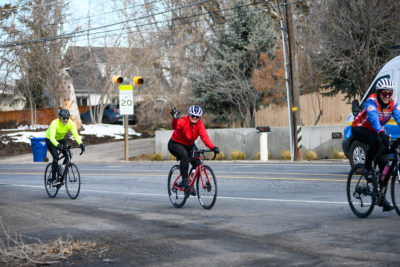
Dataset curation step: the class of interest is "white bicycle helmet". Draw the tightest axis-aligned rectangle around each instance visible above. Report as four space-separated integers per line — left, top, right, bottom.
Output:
376 78 395 91
188 105 203 117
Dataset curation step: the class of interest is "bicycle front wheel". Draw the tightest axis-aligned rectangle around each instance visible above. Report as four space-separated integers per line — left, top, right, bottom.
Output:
65 163 81 199
44 163 60 198
168 165 187 208
391 165 400 216
196 165 217 209
346 164 375 218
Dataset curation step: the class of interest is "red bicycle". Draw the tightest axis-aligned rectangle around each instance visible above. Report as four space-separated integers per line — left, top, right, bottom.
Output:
168 149 217 209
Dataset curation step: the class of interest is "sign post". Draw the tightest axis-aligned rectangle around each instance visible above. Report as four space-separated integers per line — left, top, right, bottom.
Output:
119 85 133 161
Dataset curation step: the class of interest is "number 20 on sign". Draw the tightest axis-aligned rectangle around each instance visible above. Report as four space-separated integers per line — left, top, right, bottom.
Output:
119 85 134 115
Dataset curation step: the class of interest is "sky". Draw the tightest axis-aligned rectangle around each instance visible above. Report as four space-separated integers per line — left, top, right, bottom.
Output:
1 124 141 144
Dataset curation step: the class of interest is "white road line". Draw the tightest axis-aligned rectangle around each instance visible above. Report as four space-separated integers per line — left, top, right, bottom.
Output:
0 183 348 205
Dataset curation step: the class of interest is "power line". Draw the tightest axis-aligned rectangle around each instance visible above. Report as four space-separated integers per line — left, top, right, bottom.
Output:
1 1 269 53
0 0 212 48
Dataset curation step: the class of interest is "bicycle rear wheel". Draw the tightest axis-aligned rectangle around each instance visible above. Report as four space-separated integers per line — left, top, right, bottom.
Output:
44 163 59 198
346 164 375 218
391 165 400 216
196 165 217 209
168 165 187 208
65 163 81 199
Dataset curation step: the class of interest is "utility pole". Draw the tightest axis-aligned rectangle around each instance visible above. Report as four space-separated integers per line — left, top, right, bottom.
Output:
281 0 301 161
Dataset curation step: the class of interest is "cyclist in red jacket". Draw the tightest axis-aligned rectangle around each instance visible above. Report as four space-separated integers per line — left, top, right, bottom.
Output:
168 105 219 195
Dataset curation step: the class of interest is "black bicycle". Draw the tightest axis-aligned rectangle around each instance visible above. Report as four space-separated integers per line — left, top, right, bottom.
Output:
44 145 83 199
347 138 400 218
168 149 217 209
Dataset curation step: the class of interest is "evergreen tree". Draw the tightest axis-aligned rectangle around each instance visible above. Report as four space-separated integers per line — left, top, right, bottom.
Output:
190 1 276 127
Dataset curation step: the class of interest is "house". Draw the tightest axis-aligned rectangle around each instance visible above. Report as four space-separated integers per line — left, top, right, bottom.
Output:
63 46 145 106
0 82 25 111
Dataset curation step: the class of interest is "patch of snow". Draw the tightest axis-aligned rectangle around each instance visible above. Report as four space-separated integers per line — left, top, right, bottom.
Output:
2 124 141 144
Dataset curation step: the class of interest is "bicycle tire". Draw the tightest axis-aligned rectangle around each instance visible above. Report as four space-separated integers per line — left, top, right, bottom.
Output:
65 163 81 199
44 163 59 198
391 164 400 216
168 165 187 208
346 164 375 218
196 165 217 209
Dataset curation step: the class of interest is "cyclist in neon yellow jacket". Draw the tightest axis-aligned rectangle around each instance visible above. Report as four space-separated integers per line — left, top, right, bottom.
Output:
45 109 85 185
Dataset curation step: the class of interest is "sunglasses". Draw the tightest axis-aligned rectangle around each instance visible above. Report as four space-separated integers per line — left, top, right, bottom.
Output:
381 91 393 98
190 115 200 119
60 117 69 121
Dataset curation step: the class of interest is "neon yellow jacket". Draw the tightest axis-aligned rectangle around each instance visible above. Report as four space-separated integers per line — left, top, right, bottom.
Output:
45 118 82 146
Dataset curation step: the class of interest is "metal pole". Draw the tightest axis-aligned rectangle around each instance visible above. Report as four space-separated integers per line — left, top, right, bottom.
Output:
280 0 295 161
124 115 128 161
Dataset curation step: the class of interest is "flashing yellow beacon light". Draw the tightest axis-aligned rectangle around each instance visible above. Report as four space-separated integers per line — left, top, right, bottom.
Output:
133 76 143 86
112 76 124 84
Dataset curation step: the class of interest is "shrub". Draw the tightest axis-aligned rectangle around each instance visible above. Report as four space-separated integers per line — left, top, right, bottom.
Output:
333 150 346 159
281 150 291 160
305 150 318 161
256 152 260 160
230 150 245 160
150 153 162 161
215 151 225 160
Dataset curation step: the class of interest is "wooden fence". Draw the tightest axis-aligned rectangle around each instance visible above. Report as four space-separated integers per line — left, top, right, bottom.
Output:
0 107 90 126
255 92 352 126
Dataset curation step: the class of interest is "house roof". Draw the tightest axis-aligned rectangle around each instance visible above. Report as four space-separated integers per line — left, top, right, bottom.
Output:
64 46 141 93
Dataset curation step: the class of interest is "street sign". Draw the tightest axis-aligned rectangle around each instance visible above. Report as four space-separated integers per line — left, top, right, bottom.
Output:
119 85 133 115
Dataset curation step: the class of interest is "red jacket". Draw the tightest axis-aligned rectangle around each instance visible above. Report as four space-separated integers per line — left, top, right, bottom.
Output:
171 116 215 148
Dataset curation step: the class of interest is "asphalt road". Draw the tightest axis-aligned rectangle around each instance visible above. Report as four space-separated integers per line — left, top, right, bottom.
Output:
1 160 400 266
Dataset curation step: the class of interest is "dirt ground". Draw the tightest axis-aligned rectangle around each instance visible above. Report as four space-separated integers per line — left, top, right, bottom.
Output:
0 122 154 158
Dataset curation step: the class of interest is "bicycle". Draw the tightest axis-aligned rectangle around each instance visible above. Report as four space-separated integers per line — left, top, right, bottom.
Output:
44 145 83 199
167 149 217 209
347 138 400 218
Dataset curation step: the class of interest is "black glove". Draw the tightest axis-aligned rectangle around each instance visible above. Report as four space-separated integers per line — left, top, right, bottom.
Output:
211 146 220 154
379 131 389 149
170 107 181 119
80 143 86 153
56 143 63 151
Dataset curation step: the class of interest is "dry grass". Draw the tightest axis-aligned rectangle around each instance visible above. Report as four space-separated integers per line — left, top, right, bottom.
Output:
215 151 225 160
305 150 318 161
230 150 245 160
281 150 291 160
333 150 346 159
0 220 107 266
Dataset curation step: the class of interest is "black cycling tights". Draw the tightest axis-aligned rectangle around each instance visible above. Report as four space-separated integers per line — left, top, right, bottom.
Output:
351 126 389 171
168 139 199 180
45 138 67 180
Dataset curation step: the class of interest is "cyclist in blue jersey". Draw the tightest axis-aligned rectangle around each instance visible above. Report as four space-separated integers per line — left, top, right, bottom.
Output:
352 78 400 211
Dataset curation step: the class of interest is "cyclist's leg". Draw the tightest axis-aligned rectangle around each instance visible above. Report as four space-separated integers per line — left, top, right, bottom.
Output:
45 138 59 181
189 144 200 169
352 127 379 180
168 139 190 189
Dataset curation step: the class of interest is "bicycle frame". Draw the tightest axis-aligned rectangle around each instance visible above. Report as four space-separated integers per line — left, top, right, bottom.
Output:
172 150 215 192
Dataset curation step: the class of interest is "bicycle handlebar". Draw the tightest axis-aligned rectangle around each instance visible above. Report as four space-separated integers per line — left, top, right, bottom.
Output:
59 145 85 156
195 149 218 160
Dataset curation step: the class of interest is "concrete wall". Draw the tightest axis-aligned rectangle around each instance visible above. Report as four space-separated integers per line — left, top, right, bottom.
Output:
156 125 345 160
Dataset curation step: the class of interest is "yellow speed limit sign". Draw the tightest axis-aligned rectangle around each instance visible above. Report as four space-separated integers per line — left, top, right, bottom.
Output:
119 85 133 115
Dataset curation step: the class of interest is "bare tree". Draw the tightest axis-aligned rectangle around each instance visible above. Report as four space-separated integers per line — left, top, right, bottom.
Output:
305 0 400 100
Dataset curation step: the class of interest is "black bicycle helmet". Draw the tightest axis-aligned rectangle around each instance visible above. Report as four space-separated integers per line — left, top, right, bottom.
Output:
58 109 70 120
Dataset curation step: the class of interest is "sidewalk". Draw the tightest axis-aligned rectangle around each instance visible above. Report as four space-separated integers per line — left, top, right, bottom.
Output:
0 138 155 164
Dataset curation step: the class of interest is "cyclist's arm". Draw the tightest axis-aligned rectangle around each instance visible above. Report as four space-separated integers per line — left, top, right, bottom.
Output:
47 120 60 146
68 120 82 145
365 100 385 133
197 120 215 149
171 118 179 129
392 102 400 127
